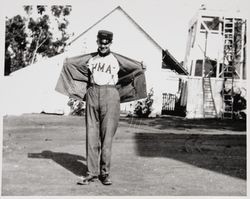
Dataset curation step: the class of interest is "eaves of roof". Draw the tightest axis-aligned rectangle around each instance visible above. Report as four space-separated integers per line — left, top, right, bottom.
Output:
163 49 189 75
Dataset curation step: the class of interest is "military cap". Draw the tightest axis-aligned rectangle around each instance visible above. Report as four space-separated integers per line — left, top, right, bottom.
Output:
97 30 113 41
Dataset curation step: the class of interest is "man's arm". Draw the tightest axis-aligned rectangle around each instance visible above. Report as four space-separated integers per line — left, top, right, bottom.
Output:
55 53 95 100
112 52 147 102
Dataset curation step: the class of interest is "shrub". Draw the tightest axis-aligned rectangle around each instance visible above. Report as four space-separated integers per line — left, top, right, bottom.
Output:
67 98 85 116
134 88 154 118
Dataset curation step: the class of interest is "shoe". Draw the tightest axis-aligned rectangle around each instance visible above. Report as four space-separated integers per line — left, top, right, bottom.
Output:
77 175 98 185
99 174 112 185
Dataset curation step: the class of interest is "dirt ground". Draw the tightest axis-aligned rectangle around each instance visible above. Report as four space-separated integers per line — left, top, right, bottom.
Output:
1 113 247 196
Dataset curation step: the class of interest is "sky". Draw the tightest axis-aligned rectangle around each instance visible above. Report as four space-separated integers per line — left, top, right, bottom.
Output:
1 0 249 62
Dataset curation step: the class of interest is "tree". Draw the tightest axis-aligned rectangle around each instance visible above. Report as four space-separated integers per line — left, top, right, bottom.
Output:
5 15 27 74
5 5 72 75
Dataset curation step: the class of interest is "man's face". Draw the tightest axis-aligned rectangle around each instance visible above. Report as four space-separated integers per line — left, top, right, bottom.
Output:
97 39 111 54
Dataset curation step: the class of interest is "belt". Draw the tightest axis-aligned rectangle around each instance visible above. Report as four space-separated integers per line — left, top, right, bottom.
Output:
89 83 117 88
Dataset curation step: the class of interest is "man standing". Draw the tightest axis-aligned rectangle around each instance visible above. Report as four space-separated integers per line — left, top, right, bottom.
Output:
82 30 120 185
55 30 147 185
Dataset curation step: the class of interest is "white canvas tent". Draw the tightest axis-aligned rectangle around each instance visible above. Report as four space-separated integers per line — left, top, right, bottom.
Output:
3 54 70 115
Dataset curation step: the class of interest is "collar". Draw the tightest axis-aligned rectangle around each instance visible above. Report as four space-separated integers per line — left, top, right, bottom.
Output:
97 48 111 57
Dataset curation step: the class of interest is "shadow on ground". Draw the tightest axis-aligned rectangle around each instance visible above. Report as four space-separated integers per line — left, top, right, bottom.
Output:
28 151 87 176
134 132 246 180
120 116 246 131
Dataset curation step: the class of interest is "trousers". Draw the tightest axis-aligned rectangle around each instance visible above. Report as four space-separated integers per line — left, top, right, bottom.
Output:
85 84 120 176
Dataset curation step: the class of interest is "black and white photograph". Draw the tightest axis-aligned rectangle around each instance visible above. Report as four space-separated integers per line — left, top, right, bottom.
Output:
0 0 248 197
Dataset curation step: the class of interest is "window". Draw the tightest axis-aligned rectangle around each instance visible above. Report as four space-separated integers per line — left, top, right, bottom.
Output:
200 16 220 31
194 59 217 77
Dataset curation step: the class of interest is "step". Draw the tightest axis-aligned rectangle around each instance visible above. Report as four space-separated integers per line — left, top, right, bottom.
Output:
223 115 233 119
205 111 217 114
223 94 233 97
205 108 216 111
224 102 233 105
205 100 214 102
224 53 233 56
204 114 217 117
204 104 215 107
223 112 233 116
224 99 233 102
205 100 214 103
204 100 214 103
204 98 213 101
204 106 215 109
224 109 233 112
223 112 233 115
205 101 215 104
224 106 233 109
224 101 233 104
224 51 233 54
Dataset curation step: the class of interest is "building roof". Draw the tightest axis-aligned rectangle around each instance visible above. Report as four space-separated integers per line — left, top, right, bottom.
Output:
163 50 188 75
68 6 188 75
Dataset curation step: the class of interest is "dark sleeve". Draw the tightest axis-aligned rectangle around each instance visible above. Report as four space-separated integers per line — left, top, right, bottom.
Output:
113 52 147 102
55 54 93 100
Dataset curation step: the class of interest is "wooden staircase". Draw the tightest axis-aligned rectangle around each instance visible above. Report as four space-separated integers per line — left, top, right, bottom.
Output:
202 77 217 118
